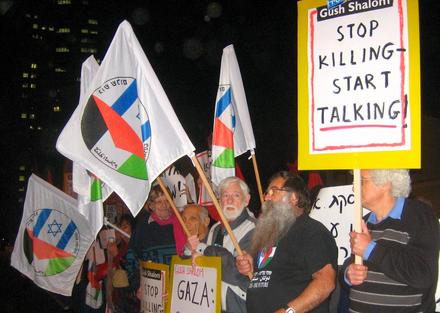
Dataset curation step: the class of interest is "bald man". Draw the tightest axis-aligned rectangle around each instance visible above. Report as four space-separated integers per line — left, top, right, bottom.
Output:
182 204 210 242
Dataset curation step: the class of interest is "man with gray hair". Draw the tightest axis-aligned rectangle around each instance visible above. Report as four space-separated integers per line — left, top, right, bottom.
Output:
187 176 256 313
343 169 439 312
236 171 338 313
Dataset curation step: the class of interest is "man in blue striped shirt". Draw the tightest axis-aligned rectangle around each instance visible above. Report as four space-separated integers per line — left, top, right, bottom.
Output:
343 169 439 313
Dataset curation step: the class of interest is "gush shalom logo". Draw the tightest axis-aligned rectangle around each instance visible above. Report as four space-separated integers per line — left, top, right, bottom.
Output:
23 208 81 276
318 0 393 21
81 77 151 180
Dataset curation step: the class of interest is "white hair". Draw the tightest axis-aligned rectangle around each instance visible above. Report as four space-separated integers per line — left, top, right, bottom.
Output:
218 176 250 197
369 169 411 197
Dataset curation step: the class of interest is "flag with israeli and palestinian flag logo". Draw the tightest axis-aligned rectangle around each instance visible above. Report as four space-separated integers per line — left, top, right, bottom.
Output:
11 174 94 296
56 20 195 217
211 44 256 185
73 55 113 238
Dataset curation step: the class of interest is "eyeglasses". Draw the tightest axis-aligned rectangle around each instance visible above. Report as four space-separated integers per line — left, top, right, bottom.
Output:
264 187 292 197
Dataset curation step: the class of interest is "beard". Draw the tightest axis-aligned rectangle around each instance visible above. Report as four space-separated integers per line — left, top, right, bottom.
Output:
250 195 296 257
223 205 244 221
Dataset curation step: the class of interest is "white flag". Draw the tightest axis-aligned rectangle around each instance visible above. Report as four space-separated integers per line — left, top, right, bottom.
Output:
56 21 195 216
211 44 256 185
11 174 94 296
73 56 112 238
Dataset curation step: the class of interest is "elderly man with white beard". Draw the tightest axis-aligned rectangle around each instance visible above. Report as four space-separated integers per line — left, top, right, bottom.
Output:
236 171 338 313
187 176 256 313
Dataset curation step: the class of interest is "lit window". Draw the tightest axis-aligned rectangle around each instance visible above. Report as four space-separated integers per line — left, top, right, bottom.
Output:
22 83 29 88
37 126 42 130
23 73 29 78
81 29 89 34
57 0 71 4
30 83 36 89
55 67 66 73
57 27 71 33
41 26 46 30
20 113 27 119
19 165 26 171
49 26 54 31
30 74 37 79
53 106 61 112
88 19 98 25
80 38 95 44
80 47 98 53
31 63 37 69
29 114 35 119
19 175 26 182
56 47 70 53
90 30 98 35
32 23 38 29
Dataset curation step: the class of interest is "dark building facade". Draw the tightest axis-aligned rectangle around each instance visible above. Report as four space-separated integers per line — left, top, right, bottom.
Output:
0 0 102 244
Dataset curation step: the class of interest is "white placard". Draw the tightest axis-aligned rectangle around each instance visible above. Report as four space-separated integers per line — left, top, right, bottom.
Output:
141 267 167 313
310 185 368 265
169 260 220 313
308 0 411 153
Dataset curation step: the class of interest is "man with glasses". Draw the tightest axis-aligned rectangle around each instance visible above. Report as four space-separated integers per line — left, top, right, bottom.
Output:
236 171 337 313
187 176 256 313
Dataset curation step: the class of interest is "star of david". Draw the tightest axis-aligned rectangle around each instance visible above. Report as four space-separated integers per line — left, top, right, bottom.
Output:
47 219 63 237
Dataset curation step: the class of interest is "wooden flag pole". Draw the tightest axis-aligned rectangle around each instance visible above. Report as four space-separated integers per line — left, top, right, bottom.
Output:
250 150 264 205
156 176 191 237
353 169 363 265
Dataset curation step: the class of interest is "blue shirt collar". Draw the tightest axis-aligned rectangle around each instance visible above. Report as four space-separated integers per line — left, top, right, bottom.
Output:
367 197 405 224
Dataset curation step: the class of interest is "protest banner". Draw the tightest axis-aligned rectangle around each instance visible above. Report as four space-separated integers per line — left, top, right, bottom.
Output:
297 0 421 170
140 261 170 313
169 256 221 313
310 185 368 265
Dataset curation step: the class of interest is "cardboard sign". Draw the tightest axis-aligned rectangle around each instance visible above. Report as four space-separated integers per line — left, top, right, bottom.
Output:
140 261 170 313
169 256 221 313
297 0 421 169
310 185 368 264
161 165 196 211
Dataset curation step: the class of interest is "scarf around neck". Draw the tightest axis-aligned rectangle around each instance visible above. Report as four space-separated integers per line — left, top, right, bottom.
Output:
151 213 186 256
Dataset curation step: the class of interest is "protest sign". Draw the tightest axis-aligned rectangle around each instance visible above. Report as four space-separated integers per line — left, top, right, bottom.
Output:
169 256 221 313
160 165 196 211
140 261 170 313
297 0 421 169
310 185 368 264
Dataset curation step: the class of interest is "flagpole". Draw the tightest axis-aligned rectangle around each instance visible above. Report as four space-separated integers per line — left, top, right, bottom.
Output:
156 176 191 237
353 169 363 265
250 150 264 205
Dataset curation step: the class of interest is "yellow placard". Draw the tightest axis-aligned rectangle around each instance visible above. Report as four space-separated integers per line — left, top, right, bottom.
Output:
169 255 221 313
140 261 170 313
297 0 420 170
